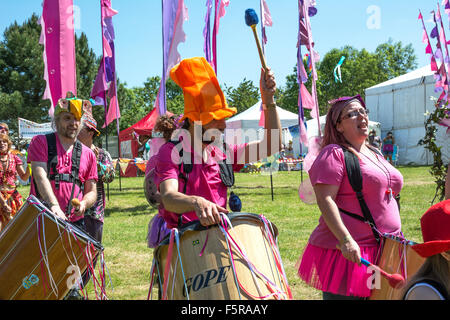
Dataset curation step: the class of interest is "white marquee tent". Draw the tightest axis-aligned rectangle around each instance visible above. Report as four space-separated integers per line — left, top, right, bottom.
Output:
226 101 299 130
226 101 300 150
365 65 449 165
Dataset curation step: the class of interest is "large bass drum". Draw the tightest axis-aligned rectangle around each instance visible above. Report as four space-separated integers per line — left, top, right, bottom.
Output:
151 212 292 300
0 196 104 300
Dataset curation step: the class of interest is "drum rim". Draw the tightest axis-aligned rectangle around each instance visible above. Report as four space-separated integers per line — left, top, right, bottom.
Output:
155 212 279 248
0 195 104 251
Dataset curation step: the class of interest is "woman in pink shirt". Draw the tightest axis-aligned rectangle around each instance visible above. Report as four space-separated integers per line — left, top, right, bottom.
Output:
297 95 403 300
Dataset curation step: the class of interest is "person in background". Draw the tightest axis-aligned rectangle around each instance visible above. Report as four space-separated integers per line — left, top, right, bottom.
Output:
297 95 403 300
0 122 9 136
77 114 115 245
145 114 180 248
382 131 395 164
368 129 381 151
403 199 450 300
0 133 30 231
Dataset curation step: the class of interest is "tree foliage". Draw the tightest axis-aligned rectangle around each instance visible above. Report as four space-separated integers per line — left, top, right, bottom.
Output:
224 78 260 113
418 102 449 204
277 40 418 117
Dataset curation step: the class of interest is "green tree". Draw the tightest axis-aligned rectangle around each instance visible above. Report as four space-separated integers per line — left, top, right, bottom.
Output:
375 38 417 80
0 14 48 132
224 78 260 113
278 41 418 119
0 14 100 137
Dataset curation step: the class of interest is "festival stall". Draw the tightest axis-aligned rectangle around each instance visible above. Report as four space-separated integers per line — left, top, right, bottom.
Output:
365 65 450 165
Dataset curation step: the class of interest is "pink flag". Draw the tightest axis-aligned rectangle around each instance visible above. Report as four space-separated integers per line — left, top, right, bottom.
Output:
91 0 121 128
40 0 77 116
155 0 188 115
300 83 314 110
212 0 230 73
260 0 273 46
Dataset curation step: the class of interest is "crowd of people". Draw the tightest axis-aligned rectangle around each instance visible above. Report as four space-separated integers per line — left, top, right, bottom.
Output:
0 56 449 301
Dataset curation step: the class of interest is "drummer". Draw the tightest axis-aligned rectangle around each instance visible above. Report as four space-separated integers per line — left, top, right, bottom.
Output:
155 57 281 228
297 95 404 300
27 92 98 229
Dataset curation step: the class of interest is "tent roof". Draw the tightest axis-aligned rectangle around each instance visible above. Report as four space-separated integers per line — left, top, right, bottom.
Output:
119 108 173 140
226 100 298 122
366 65 434 92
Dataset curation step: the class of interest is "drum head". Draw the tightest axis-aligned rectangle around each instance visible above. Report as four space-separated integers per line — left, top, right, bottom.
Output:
144 168 161 208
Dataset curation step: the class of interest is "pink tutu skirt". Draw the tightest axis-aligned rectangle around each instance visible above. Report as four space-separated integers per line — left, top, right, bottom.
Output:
297 242 381 297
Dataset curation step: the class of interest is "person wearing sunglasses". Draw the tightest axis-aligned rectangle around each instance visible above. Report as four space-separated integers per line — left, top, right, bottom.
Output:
0 123 9 136
297 95 404 300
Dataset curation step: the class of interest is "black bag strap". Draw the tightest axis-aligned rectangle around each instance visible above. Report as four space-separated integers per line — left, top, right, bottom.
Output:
167 140 235 227
340 147 380 243
65 140 83 215
33 133 83 216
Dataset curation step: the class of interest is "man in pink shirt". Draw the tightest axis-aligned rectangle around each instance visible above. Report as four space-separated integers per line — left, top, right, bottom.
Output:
28 92 98 229
156 57 281 229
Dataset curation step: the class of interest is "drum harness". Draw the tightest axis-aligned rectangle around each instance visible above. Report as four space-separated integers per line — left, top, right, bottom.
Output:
168 140 240 227
33 132 83 217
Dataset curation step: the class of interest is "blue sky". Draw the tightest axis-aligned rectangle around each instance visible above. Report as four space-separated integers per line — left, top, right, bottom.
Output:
0 0 439 90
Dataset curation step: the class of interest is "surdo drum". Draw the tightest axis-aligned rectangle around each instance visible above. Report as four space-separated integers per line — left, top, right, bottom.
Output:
369 235 425 300
150 212 292 300
0 196 104 300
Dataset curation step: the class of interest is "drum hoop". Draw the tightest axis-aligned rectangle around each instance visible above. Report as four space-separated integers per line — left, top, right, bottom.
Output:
382 233 418 246
0 195 104 251
155 212 278 248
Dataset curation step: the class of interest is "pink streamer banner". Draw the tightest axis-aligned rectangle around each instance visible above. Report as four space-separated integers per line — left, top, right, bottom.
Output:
155 0 188 115
90 0 120 128
40 0 77 116
296 0 319 151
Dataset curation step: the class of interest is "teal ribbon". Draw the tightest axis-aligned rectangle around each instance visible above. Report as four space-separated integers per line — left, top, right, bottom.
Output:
334 56 346 83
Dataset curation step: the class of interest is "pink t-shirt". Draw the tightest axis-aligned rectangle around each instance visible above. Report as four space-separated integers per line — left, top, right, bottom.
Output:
155 141 246 229
308 144 403 249
27 134 98 222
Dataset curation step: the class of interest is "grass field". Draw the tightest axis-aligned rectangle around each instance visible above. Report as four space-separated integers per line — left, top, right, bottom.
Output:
16 166 436 300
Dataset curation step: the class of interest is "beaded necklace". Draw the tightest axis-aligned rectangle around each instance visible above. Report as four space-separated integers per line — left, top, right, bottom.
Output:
360 148 394 200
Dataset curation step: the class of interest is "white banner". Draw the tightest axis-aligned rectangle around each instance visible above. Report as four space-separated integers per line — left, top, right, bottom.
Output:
18 117 53 140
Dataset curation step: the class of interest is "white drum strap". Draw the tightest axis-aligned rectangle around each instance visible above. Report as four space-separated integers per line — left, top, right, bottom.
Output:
36 213 59 298
218 215 287 300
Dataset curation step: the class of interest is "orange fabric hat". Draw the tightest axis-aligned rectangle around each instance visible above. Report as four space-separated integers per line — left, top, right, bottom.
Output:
170 57 237 125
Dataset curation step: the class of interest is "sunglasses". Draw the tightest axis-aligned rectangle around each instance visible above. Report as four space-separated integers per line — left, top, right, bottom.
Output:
0 126 8 131
339 108 369 121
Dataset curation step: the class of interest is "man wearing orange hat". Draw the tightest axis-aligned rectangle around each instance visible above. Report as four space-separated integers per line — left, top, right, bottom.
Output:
155 57 281 228
402 199 450 300
27 92 98 228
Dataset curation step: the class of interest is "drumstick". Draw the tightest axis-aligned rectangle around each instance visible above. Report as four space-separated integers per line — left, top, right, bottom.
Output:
71 198 80 211
245 8 268 72
360 257 405 289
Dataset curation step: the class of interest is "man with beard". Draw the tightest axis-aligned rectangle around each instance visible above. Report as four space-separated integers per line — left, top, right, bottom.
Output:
27 92 98 229
155 57 281 228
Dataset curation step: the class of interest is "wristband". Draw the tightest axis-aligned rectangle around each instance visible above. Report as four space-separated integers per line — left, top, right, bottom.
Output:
262 103 276 110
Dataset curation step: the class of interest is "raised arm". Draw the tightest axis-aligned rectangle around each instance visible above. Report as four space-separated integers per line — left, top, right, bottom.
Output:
243 67 282 164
